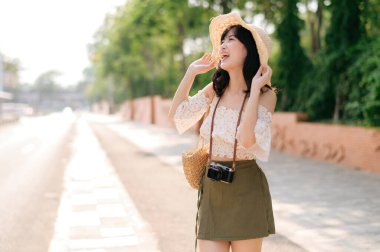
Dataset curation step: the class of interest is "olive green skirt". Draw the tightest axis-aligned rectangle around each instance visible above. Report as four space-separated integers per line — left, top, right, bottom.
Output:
196 159 275 241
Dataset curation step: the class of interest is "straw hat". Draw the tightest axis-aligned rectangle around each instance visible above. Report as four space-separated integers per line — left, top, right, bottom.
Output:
209 11 273 68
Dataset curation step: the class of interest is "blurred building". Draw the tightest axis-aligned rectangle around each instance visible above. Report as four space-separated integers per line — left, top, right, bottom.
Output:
0 53 87 118
0 53 19 91
16 90 87 113
0 53 15 122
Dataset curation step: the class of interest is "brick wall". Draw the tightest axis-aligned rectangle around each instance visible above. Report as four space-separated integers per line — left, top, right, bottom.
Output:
119 96 380 173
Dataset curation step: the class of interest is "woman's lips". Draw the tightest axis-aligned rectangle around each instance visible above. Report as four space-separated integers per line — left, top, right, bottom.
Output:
221 55 229 61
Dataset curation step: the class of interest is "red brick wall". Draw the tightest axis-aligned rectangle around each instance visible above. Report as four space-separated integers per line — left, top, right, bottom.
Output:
153 96 174 128
118 96 380 173
271 112 380 172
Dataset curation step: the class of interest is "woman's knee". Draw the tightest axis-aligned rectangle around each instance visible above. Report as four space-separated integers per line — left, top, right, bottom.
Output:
198 239 230 252
230 237 263 252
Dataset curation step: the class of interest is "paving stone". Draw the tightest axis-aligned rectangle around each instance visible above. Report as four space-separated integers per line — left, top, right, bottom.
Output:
106 118 380 252
48 118 161 252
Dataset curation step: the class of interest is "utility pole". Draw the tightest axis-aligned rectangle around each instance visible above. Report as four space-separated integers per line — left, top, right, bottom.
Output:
0 53 4 91
107 76 114 114
0 53 4 122
0 54 14 122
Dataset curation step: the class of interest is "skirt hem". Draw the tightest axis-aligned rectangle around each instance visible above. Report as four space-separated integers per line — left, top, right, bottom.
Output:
196 231 275 241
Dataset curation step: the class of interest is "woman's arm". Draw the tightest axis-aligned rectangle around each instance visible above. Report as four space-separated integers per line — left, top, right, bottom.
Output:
168 69 196 119
237 65 276 148
168 53 217 119
237 88 276 148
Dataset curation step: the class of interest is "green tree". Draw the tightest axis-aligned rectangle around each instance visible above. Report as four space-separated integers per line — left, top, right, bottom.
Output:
273 0 312 111
305 0 365 122
86 0 380 127
89 0 214 103
33 70 62 94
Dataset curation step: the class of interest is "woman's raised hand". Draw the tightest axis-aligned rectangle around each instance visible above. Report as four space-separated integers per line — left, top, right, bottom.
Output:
188 53 218 75
251 65 272 92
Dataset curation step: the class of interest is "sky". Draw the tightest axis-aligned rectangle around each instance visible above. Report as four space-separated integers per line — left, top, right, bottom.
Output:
0 0 126 86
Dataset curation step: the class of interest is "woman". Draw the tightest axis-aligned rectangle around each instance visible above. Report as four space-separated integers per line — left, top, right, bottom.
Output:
168 12 277 252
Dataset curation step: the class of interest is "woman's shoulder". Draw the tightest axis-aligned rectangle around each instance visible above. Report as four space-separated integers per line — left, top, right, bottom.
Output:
201 82 215 102
259 87 277 114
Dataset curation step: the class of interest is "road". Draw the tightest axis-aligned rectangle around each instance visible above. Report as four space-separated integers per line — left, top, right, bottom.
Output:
0 113 306 252
0 114 75 252
88 115 306 252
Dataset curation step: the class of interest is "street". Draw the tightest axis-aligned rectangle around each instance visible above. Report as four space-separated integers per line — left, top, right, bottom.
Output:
0 113 379 252
0 114 75 251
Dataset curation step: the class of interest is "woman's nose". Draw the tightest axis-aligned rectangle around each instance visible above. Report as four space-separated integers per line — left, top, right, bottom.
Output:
220 43 227 52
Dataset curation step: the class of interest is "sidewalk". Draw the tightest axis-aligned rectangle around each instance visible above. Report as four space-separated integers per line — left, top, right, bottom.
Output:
101 114 380 252
48 116 161 252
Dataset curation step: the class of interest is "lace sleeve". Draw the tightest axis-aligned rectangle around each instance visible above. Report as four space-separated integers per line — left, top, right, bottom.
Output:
243 105 273 162
173 88 211 134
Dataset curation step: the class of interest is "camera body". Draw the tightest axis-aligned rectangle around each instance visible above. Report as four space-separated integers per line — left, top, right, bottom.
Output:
207 161 234 183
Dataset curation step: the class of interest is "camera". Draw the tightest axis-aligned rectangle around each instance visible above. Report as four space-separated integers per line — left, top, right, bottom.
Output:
207 162 234 183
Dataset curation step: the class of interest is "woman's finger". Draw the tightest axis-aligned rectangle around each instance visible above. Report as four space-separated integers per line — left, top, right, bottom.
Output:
264 68 271 78
206 54 212 62
262 65 267 73
265 70 272 83
205 57 214 66
266 66 271 73
255 65 263 77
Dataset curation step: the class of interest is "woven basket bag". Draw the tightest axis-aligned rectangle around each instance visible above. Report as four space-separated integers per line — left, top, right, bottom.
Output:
181 93 214 190
182 135 209 189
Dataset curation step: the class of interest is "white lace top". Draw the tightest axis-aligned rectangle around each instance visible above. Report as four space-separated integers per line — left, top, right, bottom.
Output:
173 88 272 162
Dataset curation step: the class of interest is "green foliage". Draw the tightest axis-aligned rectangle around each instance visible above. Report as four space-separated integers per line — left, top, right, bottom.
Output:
345 37 380 126
293 0 380 127
273 0 312 111
87 0 215 104
86 0 380 126
33 70 62 93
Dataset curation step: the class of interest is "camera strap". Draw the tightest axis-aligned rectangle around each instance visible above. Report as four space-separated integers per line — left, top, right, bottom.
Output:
208 91 249 171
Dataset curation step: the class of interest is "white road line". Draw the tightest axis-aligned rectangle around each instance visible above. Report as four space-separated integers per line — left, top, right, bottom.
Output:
48 117 161 252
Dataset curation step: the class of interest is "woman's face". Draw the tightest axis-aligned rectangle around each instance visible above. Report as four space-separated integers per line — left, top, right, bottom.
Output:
219 27 247 72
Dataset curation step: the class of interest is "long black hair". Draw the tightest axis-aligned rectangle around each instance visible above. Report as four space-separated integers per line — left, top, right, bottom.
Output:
212 25 273 97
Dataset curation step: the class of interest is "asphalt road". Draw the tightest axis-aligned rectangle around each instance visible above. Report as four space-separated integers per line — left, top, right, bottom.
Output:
0 114 76 252
0 113 307 252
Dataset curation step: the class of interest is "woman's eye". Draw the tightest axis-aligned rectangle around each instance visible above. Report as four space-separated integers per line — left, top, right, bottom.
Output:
221 37 234 44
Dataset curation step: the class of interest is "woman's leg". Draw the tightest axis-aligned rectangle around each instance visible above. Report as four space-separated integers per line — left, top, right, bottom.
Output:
198 239 230 252
230 238 263 252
